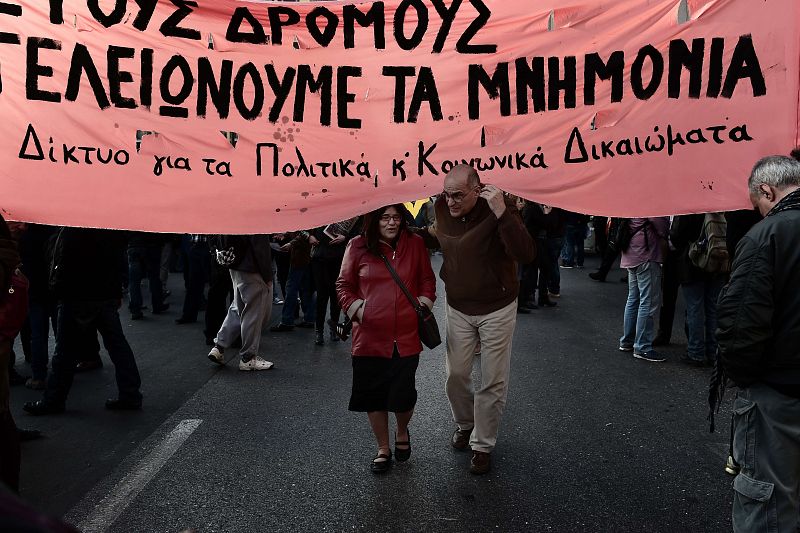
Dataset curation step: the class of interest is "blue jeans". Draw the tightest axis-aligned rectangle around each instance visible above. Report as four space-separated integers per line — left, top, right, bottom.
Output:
281 266 316 325
562 224 587 267
620 262 662 354
682 278 724 361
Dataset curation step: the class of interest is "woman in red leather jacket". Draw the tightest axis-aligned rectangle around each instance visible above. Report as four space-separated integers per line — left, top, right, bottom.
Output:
337 204 436 473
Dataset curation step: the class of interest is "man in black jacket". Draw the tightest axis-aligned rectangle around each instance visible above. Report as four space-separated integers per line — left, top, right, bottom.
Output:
24 228 142 415
717 155 800 532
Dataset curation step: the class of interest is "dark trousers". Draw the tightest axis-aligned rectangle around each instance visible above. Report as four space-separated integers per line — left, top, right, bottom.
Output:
180 241 210 322
45 300 141 406
593 216 609 256
205 263 233 343
519 262 537 306
596 247 621 280
281 266 316 325
274 251 290 301
546 237 563 294
0 339 20 492
657 248 680 340
28 297 58 381
127 246 164 313
563 224 587 267
312 257 343 332
528 237 554 302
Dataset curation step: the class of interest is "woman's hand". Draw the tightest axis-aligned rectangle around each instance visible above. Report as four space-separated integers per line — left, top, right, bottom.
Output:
329 234 346 245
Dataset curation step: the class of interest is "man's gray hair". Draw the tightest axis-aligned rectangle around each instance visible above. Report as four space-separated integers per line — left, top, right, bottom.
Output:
748 155 800 196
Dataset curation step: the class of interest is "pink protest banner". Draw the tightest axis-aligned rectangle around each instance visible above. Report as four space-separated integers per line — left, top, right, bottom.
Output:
0 0 797 233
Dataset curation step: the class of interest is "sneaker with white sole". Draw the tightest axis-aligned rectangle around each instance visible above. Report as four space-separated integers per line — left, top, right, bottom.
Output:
619 345 634 352
208 345 225 365
239 356 274 371
633 351 666 362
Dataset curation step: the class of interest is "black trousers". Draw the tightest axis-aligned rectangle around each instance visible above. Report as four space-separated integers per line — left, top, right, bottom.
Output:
45 300 141 406
181 241 210 322
657 248 680 340
530 237 554 301
596 246 620 279
312 257 343 331
0 339 20 492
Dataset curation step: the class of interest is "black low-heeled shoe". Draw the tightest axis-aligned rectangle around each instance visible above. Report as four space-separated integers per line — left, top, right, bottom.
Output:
395 430 411 462
371 450 392 473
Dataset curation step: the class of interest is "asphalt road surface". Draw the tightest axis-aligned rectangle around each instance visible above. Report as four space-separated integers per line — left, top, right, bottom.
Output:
10 254 736 532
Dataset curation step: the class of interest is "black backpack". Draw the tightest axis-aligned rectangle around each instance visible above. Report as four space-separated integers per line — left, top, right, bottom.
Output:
209 235 249 269
608 218 651 253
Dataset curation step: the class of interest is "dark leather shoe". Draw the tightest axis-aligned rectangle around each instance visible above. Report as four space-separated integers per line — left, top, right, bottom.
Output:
23 400 65 416
105 398 142 411
371 450 392 473
75 359 103 372
18 428 43 441
516 306 532 314
589 272 606 282
470 451 491 475
270 323 294 332
152 303 170 314
451 427 472 451
314 330 324 346
297 321 315 329
130 311 144 320
395 429 411 462
538 298 557 308
175 317 196 325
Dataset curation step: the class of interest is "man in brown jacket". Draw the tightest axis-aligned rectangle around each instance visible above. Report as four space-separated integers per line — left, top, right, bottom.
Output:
427 164 535 474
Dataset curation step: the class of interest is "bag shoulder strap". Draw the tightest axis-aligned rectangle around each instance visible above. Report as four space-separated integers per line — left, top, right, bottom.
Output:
379 253 423 313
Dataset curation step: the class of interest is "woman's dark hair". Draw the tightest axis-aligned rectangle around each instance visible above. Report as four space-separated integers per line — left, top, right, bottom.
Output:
363 203 409 255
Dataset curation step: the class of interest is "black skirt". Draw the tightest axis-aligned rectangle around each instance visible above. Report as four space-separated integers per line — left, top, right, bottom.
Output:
348 350 420 413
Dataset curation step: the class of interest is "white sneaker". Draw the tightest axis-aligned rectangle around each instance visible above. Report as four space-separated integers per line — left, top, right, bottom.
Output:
239 356 274 371
208 346 225 365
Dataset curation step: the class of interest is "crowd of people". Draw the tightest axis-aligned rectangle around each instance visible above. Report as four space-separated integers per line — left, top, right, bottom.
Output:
1 153 799 531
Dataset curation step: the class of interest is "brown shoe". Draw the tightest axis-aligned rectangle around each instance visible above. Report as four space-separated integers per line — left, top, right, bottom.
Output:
470 451 491 475
451 427 472 451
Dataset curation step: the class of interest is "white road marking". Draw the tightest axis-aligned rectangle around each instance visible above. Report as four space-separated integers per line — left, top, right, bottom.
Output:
76 419 203 533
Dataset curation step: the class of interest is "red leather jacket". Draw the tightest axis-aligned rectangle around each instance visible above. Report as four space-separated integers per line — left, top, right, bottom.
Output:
336 231 436 358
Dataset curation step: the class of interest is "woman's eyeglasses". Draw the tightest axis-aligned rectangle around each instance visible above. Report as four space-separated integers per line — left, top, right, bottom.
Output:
379 214 402 223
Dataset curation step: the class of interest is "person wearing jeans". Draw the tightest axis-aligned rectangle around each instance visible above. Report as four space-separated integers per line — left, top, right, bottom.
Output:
270 231 316 331
561 212 590 268
620 261 663 357
618 217 670 362
670 214 727 366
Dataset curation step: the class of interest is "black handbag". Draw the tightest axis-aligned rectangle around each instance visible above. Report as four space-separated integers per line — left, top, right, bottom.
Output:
379 254 441 349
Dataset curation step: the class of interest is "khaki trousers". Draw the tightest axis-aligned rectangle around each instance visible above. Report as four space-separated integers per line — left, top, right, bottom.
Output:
445 299 517 453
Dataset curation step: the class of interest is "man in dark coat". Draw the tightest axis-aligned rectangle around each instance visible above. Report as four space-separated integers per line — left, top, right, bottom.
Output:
716 155 800 532
24 228 143 414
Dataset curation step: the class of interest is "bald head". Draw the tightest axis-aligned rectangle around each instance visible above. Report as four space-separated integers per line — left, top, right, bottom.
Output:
443 164 481 217
445 164 480 190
